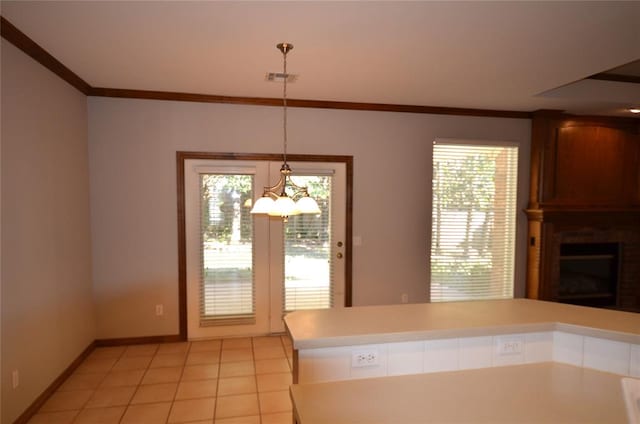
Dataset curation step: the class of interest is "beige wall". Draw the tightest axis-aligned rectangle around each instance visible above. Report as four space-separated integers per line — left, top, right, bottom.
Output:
1 40 95 423
88 97 531 339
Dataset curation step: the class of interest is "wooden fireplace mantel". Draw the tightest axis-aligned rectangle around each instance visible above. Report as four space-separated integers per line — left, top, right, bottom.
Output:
525 112 640 311
525 207 640 224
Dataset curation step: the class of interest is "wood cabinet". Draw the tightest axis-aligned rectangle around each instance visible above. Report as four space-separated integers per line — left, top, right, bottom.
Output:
526 111 640 311
529 111 640 209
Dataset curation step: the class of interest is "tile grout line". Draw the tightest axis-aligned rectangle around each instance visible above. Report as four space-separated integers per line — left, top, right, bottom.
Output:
37 337 296 423
85 347 127 421
212 338 225 423
253 337 263 424
70 347 125 423
163 340 191 424
122 344 158 424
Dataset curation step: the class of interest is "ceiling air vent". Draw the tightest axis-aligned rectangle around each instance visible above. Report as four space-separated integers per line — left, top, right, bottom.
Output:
265 72 298 83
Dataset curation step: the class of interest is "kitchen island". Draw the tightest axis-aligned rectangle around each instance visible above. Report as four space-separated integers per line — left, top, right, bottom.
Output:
284 299 640 423
285 298 640 350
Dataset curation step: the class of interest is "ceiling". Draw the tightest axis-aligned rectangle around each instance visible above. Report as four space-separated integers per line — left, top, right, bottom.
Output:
1 1 639 117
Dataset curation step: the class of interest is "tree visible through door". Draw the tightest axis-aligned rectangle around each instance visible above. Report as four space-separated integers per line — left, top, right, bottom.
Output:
185 159 346 339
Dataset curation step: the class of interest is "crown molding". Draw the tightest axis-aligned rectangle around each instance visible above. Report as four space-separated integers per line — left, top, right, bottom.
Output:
90 87 532 119
2 15 531 119
1 16 92 94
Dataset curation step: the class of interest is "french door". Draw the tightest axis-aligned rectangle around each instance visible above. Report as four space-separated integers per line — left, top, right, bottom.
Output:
184 157 347 339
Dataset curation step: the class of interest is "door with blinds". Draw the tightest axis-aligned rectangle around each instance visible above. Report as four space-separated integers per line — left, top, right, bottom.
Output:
184 159 346 339
267 161 346 333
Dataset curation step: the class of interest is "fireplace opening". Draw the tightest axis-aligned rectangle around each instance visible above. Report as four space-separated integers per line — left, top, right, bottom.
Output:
558 242 620 308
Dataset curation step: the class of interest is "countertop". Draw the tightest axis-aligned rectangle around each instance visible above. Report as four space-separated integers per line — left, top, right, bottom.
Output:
284 299 640 349
290 362 629 423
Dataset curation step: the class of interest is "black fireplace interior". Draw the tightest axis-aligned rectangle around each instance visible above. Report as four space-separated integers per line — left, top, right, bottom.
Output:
558 242 620 308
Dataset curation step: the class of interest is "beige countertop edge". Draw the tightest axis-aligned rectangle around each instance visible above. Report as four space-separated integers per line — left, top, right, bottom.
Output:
289 363 632 424
288 321 640 350
555 322 640 345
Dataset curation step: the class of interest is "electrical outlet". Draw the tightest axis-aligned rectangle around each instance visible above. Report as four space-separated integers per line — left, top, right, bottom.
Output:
12 370 19 389
352 349 379 367
155 304 164 316
401 293 409 303
497 336 524 356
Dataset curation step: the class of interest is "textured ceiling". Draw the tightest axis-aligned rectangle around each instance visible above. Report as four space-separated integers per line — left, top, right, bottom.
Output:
1 1 639 116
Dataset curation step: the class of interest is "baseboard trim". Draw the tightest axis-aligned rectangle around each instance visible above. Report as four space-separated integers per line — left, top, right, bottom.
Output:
12 340 96 424
94 334 184 346
12 334 186 423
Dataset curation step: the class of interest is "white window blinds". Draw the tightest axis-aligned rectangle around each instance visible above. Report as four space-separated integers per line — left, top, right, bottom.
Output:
199 173 255 326
283 174 333 312
430 141 518 302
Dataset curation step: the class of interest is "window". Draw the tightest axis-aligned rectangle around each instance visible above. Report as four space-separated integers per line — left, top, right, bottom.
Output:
430 140 519 302
199 173 255 326
283 174 334 312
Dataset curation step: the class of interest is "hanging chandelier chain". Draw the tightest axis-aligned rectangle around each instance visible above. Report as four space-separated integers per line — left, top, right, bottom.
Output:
250 42 320 219
282 45 288 167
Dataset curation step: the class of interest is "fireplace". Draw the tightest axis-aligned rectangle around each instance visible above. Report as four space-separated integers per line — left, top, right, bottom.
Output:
526 215 640 313
558 242 619 307
525 111 640 312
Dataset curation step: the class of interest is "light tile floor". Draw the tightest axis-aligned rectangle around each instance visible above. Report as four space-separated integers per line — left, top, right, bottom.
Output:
28 336 294 424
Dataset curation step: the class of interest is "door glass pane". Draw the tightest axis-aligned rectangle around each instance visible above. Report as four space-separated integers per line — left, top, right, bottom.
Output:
200 174 255 325
284 175 333 311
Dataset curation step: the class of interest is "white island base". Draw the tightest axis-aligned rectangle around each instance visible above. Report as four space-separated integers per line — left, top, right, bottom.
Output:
284 299 640 423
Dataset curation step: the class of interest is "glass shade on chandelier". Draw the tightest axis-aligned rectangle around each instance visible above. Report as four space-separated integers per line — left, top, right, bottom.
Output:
251 164 321 220
250 42 321 221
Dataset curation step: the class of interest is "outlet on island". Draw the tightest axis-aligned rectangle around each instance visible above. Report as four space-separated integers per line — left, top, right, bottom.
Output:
351 349 379 367
496 336 524 356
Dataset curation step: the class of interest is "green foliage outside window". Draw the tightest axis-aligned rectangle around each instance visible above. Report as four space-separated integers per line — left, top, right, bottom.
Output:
201 174 253 244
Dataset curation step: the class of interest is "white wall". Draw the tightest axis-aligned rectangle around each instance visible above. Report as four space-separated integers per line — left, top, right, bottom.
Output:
1 40 95 423
88 97 531 339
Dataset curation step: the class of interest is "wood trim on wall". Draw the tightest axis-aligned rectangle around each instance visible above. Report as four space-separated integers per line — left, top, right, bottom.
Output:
12 335 183 423
176 154 188 340
176 151 354 340
94 334 183 347
12 341 96 424
1 16 531 119
13 335 183 422
90 87 531 119
1 16 91 95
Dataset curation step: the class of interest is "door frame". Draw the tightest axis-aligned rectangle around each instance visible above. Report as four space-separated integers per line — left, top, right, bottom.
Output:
176 152 353 340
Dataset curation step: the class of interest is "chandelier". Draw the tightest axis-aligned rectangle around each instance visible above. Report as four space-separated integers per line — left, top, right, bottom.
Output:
250 43 321 221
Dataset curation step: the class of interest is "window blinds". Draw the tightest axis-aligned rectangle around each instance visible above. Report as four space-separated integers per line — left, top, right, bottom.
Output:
283 175 333 312
199 174 255 326
430 141 518 302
